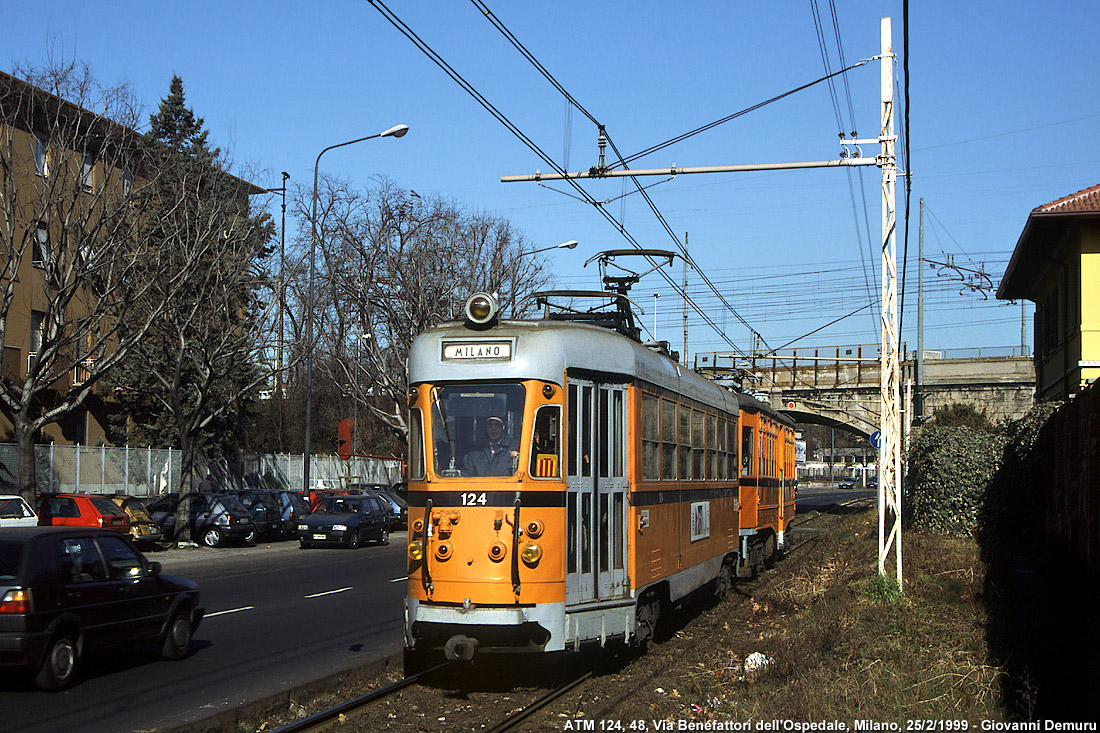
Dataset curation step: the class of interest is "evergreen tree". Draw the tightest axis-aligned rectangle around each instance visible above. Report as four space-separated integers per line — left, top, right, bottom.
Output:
108 77 275 543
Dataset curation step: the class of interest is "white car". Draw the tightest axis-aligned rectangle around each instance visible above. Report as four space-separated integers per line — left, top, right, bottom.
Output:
0 494 38 527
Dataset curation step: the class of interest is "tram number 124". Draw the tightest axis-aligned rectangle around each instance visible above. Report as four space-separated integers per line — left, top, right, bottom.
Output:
462 492 488 506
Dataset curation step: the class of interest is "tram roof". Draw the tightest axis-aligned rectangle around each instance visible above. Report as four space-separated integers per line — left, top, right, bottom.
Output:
409 318 739 412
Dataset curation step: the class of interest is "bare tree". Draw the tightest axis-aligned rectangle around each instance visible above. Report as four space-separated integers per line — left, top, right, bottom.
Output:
106 77 280 544
0 62 204 500
296 177 551 449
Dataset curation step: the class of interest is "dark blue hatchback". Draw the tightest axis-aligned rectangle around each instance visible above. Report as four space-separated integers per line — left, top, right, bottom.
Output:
296 495 390 549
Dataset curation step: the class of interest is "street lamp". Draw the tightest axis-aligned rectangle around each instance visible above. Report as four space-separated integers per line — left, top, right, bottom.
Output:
512 240 578 316
304 124 409 493
523 239 578 257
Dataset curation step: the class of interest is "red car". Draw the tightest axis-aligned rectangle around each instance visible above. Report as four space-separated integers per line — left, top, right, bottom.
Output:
36 493 130 534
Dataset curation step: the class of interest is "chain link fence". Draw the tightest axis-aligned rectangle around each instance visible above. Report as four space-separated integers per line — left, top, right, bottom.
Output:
0 444 403 498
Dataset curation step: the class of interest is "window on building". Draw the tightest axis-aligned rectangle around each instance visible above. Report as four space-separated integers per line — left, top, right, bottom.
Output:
34 134 48 176
30 311 45 365
33 222 48 265
81 150 95 191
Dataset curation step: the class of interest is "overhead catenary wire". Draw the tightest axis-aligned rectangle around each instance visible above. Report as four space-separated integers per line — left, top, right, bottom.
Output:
367 0 753 359
467 0 860 353
467 0 776 356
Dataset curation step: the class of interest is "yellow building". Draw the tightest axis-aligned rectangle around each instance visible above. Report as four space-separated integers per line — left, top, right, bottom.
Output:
998 183 1100 400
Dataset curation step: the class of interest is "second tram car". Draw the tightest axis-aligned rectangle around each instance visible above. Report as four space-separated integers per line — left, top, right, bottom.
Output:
404 292 795 661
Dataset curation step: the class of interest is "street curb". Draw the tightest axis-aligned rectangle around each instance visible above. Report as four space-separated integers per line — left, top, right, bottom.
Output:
164 653 402 733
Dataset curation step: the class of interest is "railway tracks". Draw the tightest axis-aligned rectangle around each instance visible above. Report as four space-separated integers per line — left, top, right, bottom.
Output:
259 498 873 733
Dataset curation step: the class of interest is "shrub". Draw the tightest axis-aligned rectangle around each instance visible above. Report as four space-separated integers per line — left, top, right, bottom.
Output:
905 426 1008 538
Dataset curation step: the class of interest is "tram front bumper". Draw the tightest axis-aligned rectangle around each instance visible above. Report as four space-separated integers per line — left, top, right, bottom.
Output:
405 598 562 654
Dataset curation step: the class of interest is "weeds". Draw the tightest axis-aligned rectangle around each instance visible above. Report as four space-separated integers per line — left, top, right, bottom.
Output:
616 510 1005 725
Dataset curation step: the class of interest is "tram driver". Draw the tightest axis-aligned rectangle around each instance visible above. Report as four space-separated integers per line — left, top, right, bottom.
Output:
463 415 519 476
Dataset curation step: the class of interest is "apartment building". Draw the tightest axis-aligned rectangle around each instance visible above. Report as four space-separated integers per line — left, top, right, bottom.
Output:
0 70 263 447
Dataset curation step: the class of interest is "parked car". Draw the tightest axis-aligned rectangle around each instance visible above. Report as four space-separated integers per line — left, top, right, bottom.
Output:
837 479 856 490
346 483 406 530
220 490 284 540
262 490 311 540
109 495 164 546
145 493 257 548
0 526 203 690
297 494 389 549
307 487 355 512
0 495 38 527
374 489 408 530
36 494 129 535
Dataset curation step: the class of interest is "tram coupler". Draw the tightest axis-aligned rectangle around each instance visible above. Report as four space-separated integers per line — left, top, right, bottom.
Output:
444 634 480 661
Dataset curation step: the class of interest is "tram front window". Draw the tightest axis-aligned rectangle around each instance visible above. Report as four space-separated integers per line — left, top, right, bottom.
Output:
430 383 526 478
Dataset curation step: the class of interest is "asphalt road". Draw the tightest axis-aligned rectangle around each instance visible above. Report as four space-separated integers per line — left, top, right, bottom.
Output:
795 482 877 514
2 534 409 733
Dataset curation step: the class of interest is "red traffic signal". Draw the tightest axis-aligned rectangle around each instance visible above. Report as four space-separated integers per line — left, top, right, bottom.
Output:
338 419 353 460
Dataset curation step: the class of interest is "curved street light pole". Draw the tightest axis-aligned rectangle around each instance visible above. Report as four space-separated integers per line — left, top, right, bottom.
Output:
511 240 578 316
304 124 409 493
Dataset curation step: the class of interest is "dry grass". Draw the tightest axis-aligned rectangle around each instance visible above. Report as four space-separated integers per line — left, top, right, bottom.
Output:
615 509 1005 726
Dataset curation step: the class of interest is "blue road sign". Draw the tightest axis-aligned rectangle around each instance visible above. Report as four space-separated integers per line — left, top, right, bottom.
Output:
869 430 882 450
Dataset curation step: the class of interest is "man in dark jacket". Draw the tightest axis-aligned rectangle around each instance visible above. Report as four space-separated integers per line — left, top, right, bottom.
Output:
463 416 518 476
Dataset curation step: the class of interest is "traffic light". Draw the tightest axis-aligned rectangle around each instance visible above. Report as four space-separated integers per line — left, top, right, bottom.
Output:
338 419 353 461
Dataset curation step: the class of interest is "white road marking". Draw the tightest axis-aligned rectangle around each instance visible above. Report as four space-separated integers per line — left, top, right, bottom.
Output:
390 576 408 583
206 606 254 618
304 586 353 599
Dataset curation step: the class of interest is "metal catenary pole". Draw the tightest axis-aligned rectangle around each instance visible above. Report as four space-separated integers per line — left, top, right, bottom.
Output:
499 15 902 587
876 16 902 590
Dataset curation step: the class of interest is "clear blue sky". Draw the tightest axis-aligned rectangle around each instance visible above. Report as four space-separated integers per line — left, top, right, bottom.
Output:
6 1 1098 363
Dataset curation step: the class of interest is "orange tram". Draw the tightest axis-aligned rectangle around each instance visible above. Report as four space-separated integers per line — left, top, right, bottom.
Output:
403 292 796 662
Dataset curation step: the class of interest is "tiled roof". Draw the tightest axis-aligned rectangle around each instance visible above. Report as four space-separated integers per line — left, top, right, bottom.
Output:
1034 183 1100 214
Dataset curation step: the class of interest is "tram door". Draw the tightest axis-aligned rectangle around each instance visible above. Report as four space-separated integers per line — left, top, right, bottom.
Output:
566 378 629 605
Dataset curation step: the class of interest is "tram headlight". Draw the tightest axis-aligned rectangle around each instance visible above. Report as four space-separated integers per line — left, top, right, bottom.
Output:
464 292 498 325
525 519 544 538
434 542 452 561
521 543 543 566
412 518 424 534
408 541 424 561
488 541 507 562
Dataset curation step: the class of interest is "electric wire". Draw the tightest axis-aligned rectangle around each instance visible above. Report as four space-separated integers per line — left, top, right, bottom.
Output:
468 0 769 355
367 0 752 358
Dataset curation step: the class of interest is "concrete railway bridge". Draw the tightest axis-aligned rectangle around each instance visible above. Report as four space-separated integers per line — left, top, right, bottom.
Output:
695 345 1036 437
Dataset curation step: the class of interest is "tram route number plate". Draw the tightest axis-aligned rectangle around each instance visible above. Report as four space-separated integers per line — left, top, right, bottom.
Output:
442 341 512 361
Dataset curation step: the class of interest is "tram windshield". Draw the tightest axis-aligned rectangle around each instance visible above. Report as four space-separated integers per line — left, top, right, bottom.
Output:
430 383 526 478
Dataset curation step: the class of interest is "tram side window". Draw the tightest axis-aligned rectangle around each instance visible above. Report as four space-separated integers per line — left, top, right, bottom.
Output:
530 405 561 479
568 384 578 477
582 386 593 478
641 393 659 481
679 404 691 480
660 398 677 480
692 409 705 481
408 408 425 480
599 390 610 479
612 390 624 478
567 493 577 573
741 426 753 476
727 419 738 479
706 413 718 480
717 417 727 480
